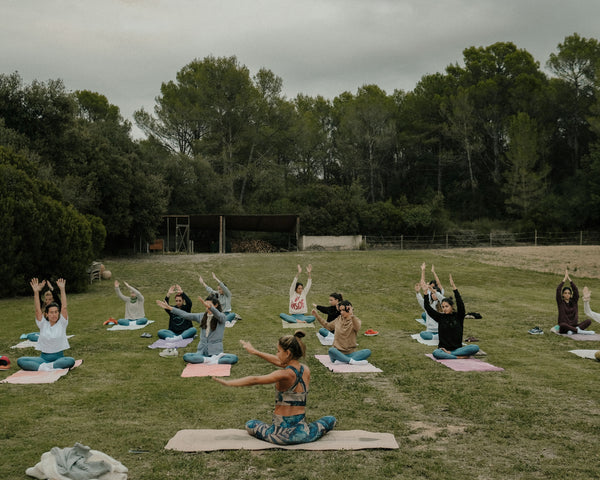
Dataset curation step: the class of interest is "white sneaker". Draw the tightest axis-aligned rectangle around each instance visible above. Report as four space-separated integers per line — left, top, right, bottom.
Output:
349 358 368 366
159 348 178 357
38 362 56 371
577 327 595 335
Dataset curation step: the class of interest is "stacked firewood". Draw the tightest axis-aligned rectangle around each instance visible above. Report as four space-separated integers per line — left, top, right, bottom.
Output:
231 239 277 253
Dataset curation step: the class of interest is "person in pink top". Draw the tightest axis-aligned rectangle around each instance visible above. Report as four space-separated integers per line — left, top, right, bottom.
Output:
280 264 315 323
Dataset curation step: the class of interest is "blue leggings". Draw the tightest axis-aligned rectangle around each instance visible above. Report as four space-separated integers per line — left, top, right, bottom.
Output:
157 327 197 340
17 351 75 371
433 344 479 359
319 328 333 337
280 313 315 323
182 353 238 364
118 318 148 325
419 331 438 340
225 312 236 322
246 413 336 445
328 347 371 363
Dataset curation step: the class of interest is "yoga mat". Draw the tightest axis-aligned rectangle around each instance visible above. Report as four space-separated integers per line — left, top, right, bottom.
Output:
569 349 599 360
314 355 382 373
425 354 503 372
410 333 438 346
148 338 194 349
316 332 334 345
107 320 154 331
165 428 398 451
415 318 426 326
1 359 83 384
551 327 600 341
282 320 315 328
181 363 232 378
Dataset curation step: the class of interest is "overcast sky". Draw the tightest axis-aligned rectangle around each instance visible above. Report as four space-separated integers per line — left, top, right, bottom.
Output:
2 0 600 138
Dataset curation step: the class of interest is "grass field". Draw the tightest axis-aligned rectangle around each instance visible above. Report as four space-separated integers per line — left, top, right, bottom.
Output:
1 248 600 479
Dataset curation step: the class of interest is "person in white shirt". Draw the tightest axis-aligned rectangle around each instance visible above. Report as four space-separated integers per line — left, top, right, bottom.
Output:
17 278 75 371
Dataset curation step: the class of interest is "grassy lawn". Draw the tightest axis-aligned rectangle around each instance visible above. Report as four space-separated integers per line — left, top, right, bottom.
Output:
1 249 599 479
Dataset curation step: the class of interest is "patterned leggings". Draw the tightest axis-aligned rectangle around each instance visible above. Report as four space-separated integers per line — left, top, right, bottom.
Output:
246 413 336 445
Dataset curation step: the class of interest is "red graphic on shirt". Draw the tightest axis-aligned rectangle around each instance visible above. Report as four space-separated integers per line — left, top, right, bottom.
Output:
291 297 305 311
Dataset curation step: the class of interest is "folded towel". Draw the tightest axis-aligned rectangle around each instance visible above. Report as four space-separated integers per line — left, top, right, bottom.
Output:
148 338 194 349
314 354 382 373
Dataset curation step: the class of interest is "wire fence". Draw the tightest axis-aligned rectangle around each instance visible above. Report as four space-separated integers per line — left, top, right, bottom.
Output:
364 230 600 250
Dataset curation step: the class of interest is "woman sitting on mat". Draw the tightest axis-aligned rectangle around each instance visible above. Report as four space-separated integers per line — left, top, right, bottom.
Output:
313 292 343 338
557 269 594 335
212 331 336 445
156 296 238 364
280 264 315 323
114 280 148 325
583 286 600 324
415 282 442 340
199 272 237 323
423 274 479 359
17 278 76 371
313 300 371 365
158 285 196 341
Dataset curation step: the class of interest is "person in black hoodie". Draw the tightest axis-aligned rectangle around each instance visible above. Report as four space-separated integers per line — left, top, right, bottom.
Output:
157 285 197 341
423 274 479 359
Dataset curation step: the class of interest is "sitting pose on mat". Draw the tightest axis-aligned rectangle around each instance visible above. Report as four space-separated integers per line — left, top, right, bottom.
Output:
583 286 600 324
156 296 238 364
313 292 343 338
213 331 336 445
199 273 237 323
280 264 315 323
423 274 479 359
114 280 148 325
312 300 371 364
17 278 76 371
158 285 197 341
557 270 594 334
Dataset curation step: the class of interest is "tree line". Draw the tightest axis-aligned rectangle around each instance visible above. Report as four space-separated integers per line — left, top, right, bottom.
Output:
1 33 599 293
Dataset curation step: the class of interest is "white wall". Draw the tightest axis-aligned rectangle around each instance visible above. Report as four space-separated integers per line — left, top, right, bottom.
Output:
299 235 364 251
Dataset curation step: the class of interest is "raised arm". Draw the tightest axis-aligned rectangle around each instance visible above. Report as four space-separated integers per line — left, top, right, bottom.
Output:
304 264 312 294
114 281 129 302
312 309 333 331
239 340 287 367
432 265 443 292
30 278 44 322
56 278 68 319
420 262 426 285
212 368 289 387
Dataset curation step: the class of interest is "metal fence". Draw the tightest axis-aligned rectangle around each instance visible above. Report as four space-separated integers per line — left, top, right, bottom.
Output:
364 230 600 250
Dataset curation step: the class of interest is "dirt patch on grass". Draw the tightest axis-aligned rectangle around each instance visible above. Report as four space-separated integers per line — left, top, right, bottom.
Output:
437 245 600 279
406 420 467 441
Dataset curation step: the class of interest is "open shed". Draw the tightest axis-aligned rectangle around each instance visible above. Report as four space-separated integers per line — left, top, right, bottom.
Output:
154 214 300 253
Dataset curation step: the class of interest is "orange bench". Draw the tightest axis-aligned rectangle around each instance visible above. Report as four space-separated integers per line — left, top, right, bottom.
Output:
149 239 164 252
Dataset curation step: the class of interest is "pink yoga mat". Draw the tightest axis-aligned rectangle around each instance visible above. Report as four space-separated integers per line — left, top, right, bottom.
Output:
425 354 503 371
181 363 232 378
0 359 83 384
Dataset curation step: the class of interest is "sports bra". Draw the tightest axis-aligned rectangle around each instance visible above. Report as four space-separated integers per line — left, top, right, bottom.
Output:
275 365 308 407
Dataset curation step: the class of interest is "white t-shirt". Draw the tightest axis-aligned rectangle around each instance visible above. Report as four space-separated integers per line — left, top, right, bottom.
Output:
35 315 70 353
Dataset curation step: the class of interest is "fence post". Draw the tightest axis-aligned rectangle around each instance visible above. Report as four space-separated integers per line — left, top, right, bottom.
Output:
446 233 448 249
580 231 583 245
490 232 492 247
534 229 537 246
401 235 403 251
